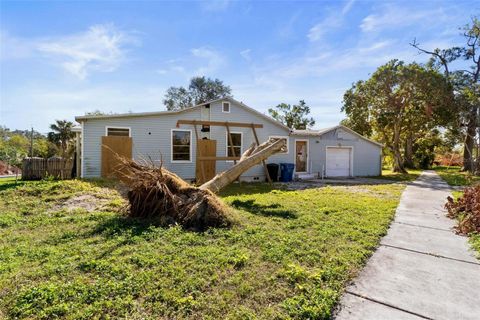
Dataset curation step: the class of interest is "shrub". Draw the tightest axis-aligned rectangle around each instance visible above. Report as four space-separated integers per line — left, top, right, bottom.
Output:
445 186 480 234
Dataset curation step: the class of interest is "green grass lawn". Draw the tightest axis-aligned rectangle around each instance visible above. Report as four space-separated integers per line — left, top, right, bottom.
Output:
0 178 405 319
378 169 422 182
432 166 480 257
433 166 480 186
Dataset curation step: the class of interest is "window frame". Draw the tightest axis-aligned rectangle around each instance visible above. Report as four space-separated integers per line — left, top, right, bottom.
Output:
222 101 231 113
105 126 131 137
269 135 289 154
171 129 193 163
225 131 243 161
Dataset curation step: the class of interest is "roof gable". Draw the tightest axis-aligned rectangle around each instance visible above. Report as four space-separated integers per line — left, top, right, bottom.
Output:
292 125 383 147
201 97 290 131
75 97 291 132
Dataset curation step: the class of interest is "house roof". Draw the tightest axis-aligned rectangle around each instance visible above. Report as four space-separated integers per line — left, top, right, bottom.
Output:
74 105 199 121
74 98 381 147
292 125 383 147
197 97 291 131
74 96 290 131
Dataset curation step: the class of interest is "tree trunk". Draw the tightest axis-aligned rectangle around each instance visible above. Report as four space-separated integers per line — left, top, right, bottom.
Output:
118 138 287 230
462 106 477 172
200 138 286 193
403 134 415 169
392 123 407 173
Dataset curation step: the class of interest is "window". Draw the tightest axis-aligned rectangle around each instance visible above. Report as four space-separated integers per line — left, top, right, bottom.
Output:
269 136 289 154
226 132 242 158
106 127 130 137
171 130 191 162
222 101 230 113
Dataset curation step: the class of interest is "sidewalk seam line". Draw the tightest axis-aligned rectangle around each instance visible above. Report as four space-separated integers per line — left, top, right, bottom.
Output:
393 221 452 232
380 244 480 266
344 291 433 320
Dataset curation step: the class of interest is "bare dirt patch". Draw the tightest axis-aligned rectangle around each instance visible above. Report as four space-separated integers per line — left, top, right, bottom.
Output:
51 194 112 212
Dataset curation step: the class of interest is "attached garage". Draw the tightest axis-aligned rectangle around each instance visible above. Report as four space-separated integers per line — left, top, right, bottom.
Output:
291 125 382 178
326 147 352 177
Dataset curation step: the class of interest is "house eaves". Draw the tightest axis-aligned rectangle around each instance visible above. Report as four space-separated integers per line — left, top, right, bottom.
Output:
292 125 383 147
74 97 291 132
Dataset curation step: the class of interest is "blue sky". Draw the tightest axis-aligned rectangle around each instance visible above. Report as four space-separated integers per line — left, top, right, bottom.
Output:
0 0 477 133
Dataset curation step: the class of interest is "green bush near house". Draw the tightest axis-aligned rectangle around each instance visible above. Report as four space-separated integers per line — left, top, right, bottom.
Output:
0 178 405 319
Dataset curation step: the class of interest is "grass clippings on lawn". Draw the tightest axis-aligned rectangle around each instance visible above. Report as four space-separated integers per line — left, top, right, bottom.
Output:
0 178 405 319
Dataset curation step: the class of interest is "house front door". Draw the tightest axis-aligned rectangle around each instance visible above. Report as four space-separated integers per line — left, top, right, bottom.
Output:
295 140 308 173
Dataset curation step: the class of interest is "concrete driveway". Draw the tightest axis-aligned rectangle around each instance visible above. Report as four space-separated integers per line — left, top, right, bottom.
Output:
335 171 480 320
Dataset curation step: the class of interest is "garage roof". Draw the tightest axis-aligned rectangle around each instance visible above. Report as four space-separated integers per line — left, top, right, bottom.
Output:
292 125 383 147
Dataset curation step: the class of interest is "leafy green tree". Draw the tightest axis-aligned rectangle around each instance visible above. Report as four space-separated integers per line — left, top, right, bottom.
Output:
163 87 192 111
48 120 75 158
268 100 315 130
340 81 372 137
342 60 454 173
85 110 107 116
163 76 232 111
411 17 480 172
0 134 29 168
0 127 59 170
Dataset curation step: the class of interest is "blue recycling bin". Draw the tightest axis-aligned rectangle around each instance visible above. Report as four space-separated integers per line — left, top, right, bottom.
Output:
280 163 295 182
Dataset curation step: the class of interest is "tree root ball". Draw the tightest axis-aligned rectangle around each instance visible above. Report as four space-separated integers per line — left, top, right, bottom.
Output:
117 158 234 231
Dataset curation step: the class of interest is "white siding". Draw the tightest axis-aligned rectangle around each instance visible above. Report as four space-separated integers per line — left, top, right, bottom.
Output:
202 100 293 180
82 108 201 179
81 100 382 180
293 128 382 177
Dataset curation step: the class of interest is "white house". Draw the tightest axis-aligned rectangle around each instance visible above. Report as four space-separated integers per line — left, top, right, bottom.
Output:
74 97 382 182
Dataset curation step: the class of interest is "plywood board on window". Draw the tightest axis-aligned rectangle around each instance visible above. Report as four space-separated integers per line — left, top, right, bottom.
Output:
196 139 216 184
101 136 132 179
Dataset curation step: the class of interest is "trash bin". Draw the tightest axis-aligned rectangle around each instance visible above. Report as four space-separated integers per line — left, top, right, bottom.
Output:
266 163 279 182
280 163 295 182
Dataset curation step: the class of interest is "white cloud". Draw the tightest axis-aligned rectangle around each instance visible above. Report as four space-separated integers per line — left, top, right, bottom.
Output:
190 47 226 75
37 24 138 79
341 0 356 15
201 0 231 12
240 49 251 61
0 30 35 60
308 15 342 42
360 6 449 33
156 47 226 78
308 1 355 42
1 84 166 132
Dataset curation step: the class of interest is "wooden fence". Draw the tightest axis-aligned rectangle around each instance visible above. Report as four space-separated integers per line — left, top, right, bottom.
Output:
22 157 73 180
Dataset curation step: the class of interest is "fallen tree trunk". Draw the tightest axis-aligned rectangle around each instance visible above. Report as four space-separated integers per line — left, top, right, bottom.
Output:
116 138 286 230
200 138 286 193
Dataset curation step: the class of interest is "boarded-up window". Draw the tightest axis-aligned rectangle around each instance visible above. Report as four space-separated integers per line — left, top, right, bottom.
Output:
269 136 289 154
172 130 191 162
107 127 130 137
226 132 242 157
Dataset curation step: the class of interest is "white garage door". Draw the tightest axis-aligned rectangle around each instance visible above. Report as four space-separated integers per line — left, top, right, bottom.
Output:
326 147 351 177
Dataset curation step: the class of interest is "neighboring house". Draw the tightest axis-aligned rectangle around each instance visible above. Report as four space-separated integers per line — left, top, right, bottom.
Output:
74 97 382 182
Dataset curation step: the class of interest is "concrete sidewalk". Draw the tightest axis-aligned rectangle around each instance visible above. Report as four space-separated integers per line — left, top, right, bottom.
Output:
335 171 480 320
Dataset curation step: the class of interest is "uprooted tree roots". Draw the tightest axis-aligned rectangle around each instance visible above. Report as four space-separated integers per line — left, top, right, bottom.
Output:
117 158 233 230
115 138 286 231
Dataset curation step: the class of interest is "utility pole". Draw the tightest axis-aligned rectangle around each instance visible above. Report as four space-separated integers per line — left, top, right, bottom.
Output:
30 127 34 157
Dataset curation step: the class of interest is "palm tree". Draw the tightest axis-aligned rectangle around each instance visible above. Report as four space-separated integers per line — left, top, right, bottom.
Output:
48 120 75 158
